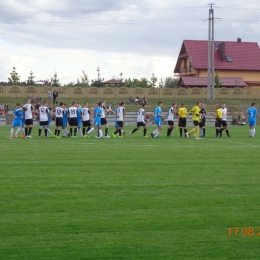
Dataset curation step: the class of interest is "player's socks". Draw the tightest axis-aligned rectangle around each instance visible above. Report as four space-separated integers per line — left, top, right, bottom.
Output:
15 128 21 135
131 128 138 135
99 129 103 138
47 128 53 134
39 128 42 136
188 128 195 135
28 127 32 136
25 128 28 136
105 128 108 136
87 127 95 134
45 129 48 137
70 128 73 136
252 129 256 137
57 130 60 136
74 128 77 136
155 131 160 138
82 128 86 136
10 128 14 137
143 128 147 136
152 129 157 135
196 129 199 138
215 129 219 137
225 130 230 136
203 128 206 137
180 128 183 137
167 128 171 136
54 129 57 135
86 127 91 132
114 129 119 135
200 128 203 137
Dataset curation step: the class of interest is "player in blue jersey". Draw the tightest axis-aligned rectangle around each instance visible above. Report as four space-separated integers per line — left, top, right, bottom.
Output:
62 103 69 137
247 102 260 138
151 101 164 138
76 103 83 137
10 103 25 139
84 102 104 139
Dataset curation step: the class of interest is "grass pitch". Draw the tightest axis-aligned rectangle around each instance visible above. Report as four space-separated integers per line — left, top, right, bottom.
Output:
1 125 260 259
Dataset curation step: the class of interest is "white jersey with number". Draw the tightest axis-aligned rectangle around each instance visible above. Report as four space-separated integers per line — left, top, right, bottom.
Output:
221 108 227 121
39 106 48 122
68 106 77 118
55 107 64 118
117 107 125 121
137 108 146 123
167 107 175 121
23 104 34 119
82 107 90 121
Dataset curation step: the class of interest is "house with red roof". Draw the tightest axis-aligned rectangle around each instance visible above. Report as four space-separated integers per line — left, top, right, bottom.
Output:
174 38 260 88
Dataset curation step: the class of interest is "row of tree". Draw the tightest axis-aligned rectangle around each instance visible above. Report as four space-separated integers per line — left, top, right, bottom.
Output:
1 67 180 88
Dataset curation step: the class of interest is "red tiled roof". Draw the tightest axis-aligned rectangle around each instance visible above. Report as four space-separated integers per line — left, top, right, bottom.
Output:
178 76 247 87
175 40 260 71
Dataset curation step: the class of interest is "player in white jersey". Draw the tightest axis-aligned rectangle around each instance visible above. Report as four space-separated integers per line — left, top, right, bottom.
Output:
23 99 34 138
130 104 152 137
167 103 177 137
38 101 51 138
100 100 112 138
81 102 92 137
68 101 78 138
220 103 231 137
54 102 65 138
112 102 126 138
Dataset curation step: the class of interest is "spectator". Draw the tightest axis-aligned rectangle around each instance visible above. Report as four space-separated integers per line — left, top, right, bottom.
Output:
0 103 4 115
53 90 58 104
4 104 9 114
47 90 52 101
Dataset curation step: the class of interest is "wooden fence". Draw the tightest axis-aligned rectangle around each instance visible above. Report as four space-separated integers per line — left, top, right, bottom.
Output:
0 86 260 99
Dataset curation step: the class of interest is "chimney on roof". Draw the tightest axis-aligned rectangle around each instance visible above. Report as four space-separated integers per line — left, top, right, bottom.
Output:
237 37 241 42
218 42 225 61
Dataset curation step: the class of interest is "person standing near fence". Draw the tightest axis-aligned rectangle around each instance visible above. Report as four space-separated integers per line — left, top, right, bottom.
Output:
53 90 58 105
247 102 260 138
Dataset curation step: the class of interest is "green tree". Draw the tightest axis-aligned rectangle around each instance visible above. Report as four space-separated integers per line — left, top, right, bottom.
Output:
51 72 61 87
27 70 35 85
137 78 150 88
8 67 20 85
214 71 222 88
80 71 90 87
164 77 179 88
150 73 157 88
91 78 104 88
158 78 165 88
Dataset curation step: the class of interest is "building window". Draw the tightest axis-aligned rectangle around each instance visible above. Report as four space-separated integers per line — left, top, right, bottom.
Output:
225 56 232 62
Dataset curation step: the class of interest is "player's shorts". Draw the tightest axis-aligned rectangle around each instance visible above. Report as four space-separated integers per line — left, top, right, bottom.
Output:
62 117 68 127
25 119 33 126
215 118 222 128
101 118 107 125
55 117 63 127
221 120 227 127
193 120 199 126
137 121 145 127
94 118 101 127
168 120 174 126
155 118 162 127
83 120 91 127
199 120 206 128
117 121 124 128
69 118 78 127
248 120 256 127
77 119 82 128
179 118 186 127
115 120 119 127
12 118 23 128
40 121 48 126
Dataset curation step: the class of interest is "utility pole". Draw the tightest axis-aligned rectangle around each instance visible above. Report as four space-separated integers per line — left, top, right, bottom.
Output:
207 3 215 100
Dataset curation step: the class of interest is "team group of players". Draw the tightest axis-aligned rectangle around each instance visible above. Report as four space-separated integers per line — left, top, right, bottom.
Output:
9 99 260 139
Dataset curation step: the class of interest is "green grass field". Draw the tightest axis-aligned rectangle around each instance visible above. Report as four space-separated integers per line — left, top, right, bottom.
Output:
1 125 260 259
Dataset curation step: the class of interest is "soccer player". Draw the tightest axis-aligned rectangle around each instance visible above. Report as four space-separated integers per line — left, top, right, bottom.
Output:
101 100 111 138
23 99 34 138
210 104 223 138
186 101 201 139
247 102 260 138
54 102 64 138
130 104 152 137
68 101 78 138
199 103 206 138
85 102 104 139
38 101 50 138
76 103 83 137
220 103 231 137
151 101 164 139
82 102 92 137
10 103 25 139
178 103 188 138
62 103 69 137
167 103 177 137
112 102 126 138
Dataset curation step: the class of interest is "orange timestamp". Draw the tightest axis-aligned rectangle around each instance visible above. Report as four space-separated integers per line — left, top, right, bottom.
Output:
228 227 260 236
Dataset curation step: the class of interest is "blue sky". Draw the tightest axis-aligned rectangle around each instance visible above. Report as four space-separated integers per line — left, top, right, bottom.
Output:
0 0 259 84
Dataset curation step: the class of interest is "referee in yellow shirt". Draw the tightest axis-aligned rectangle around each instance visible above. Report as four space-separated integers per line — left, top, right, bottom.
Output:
186 101 201 139
210 104 223 137
178 103 188 138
